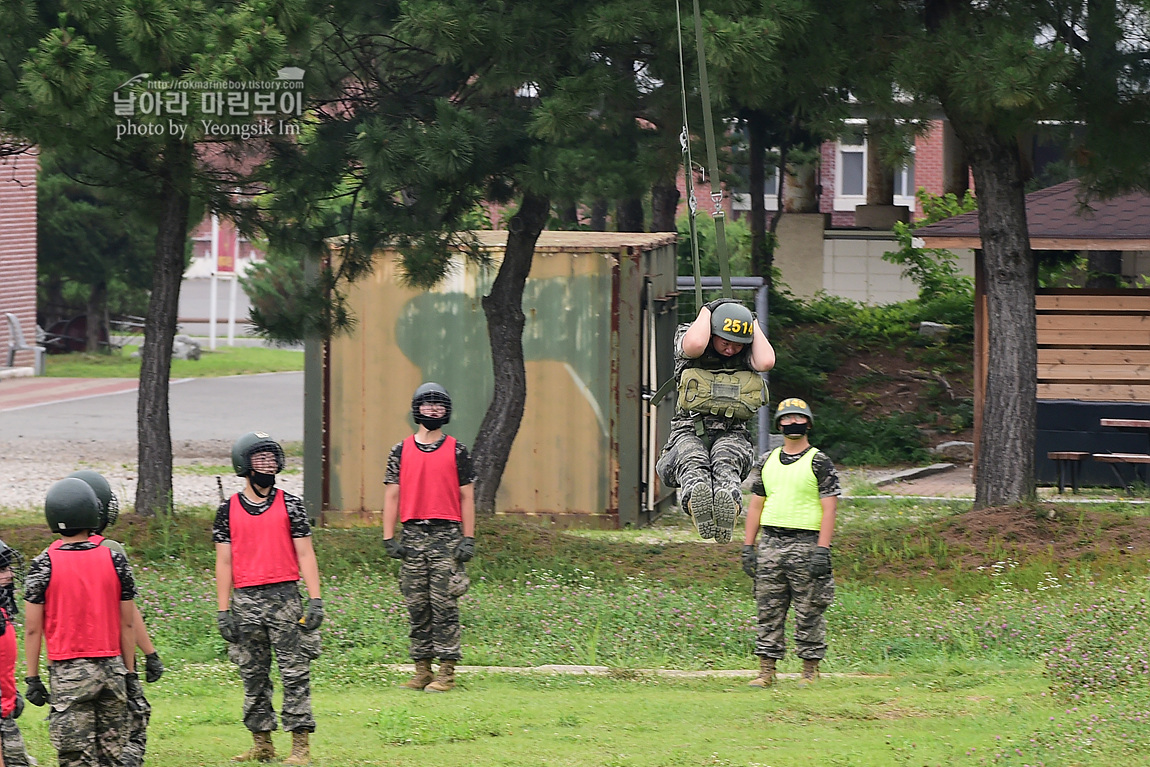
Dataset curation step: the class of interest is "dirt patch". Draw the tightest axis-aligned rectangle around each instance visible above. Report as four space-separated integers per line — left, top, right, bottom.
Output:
847 504 1150 582
934 504 1150 567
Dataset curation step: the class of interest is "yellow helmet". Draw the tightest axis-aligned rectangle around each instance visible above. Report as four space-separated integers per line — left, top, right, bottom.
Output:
774 397 813 426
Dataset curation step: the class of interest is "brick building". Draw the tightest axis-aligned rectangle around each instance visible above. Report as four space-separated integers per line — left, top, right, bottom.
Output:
0 147 39 369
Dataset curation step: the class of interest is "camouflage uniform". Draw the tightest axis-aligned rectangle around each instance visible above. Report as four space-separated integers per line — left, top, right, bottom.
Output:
23 541 135 767
122 671 149 767
749 448 840 660
1 714 36 766
228 583 319 734
47 657 130 767
656 324 757 538
398 524 465 661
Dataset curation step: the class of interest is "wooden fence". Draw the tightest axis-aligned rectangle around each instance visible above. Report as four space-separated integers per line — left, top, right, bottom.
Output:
1037 290 1150 402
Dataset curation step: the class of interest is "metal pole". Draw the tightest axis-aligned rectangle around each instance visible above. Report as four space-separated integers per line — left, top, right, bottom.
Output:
756 284 770 457
209 214 219 351
227 274 238 346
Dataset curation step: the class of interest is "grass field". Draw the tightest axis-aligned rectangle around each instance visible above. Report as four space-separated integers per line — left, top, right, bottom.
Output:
43 344 303 378
3 500 1150 765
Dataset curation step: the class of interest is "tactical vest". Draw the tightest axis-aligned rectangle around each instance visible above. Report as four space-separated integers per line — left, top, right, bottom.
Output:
760 447 824 530
229 491 300 588
677 368 767 420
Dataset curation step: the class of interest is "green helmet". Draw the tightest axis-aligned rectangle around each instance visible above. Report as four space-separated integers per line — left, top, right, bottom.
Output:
66 470 119 534
710 302 755 344
774 397 814 426
232 432 286 477
44 478 101 535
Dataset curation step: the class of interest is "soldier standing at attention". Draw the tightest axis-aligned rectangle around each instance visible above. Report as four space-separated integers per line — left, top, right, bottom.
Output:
742 398 840 687
0 539 35 767
215 433 323 765
23 478 138 767
656 298 775 542
61 471 162 767
383 383 476 693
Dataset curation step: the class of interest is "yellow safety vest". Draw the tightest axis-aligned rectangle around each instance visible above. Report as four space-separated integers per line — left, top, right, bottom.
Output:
760 447 824 531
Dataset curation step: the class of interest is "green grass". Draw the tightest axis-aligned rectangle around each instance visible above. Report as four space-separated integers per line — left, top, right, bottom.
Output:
6 501 1150 764
44 344 303 378
11 668 1132 766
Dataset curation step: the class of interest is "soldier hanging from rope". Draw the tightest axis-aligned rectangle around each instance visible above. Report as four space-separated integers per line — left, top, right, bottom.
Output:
656 299 774 542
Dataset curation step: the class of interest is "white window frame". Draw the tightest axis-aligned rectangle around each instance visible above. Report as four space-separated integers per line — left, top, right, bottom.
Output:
833 139 917 212
731 166 780 212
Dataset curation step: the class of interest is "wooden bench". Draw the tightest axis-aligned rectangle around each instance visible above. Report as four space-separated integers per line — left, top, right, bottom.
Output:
1047 451 1090 494
1092 452 1150 491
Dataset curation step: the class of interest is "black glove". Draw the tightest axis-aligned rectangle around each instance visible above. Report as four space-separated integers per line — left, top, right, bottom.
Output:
301 598 324 631
704 297 740 314
24 676 47 707
217 610 239 643
383 537 406 560
10 692 24 719
740 545 757 577
809 546 832 578
144 652 164 683
455 536 475 563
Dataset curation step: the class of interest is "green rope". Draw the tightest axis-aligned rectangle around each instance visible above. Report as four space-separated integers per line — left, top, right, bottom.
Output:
675 0 703 310
691 0 732 299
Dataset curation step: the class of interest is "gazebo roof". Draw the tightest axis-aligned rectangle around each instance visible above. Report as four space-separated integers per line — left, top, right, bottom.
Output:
916 180 1150 250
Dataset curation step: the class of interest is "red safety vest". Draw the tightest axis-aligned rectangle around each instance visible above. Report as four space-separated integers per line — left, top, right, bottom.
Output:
48 533 104 551
44 545 122 661
398 435 462 522
229 491 300 588
0 607 15 718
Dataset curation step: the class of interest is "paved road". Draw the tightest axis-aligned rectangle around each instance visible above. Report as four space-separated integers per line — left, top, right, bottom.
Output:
0 371 303 442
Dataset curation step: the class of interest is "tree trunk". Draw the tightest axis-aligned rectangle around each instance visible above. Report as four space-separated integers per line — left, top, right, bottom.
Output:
615 197 644 232
136 146 193 516
590 199 608 231
1086 250 1124 288
866 119 895 205
558 202 579 227
747 110 770 281
650 182 679 233
85 280 107 352
472 192 551 515
952 119 1037 508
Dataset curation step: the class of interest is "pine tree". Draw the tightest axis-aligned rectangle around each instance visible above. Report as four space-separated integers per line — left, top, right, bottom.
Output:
0 0 311 514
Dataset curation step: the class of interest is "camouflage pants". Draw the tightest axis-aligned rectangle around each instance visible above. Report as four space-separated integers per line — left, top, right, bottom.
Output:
122 671 150 767
656 420 755 511
753 531 835 660
47 656 129 767
1 717 36 767
399 524 464 661
228 582 318 734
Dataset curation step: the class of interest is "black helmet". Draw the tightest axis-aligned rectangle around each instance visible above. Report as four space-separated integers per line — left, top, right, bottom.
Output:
710 302 755 344
0 539 24 580
232 432 286 476
45 478 102 534
67 470 120 533
0 538 22 619
411 382 452 427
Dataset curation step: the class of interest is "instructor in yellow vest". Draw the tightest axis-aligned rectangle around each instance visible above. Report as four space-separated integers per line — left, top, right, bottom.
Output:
742 398 840 686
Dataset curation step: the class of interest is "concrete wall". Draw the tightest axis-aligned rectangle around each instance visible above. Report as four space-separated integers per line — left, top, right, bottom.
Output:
774 223 974 304
0 149 39 368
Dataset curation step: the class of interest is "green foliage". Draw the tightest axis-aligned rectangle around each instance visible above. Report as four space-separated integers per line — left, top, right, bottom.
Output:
814 401 931 466
676 211 752 279
37 149 157 324
884 190 977 302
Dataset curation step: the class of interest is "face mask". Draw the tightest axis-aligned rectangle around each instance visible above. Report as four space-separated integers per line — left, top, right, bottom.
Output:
415 415 447 431
781 421 809 438
250 471 276 495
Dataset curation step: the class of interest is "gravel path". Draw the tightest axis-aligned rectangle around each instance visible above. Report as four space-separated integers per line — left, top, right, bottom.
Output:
0 439 303 511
